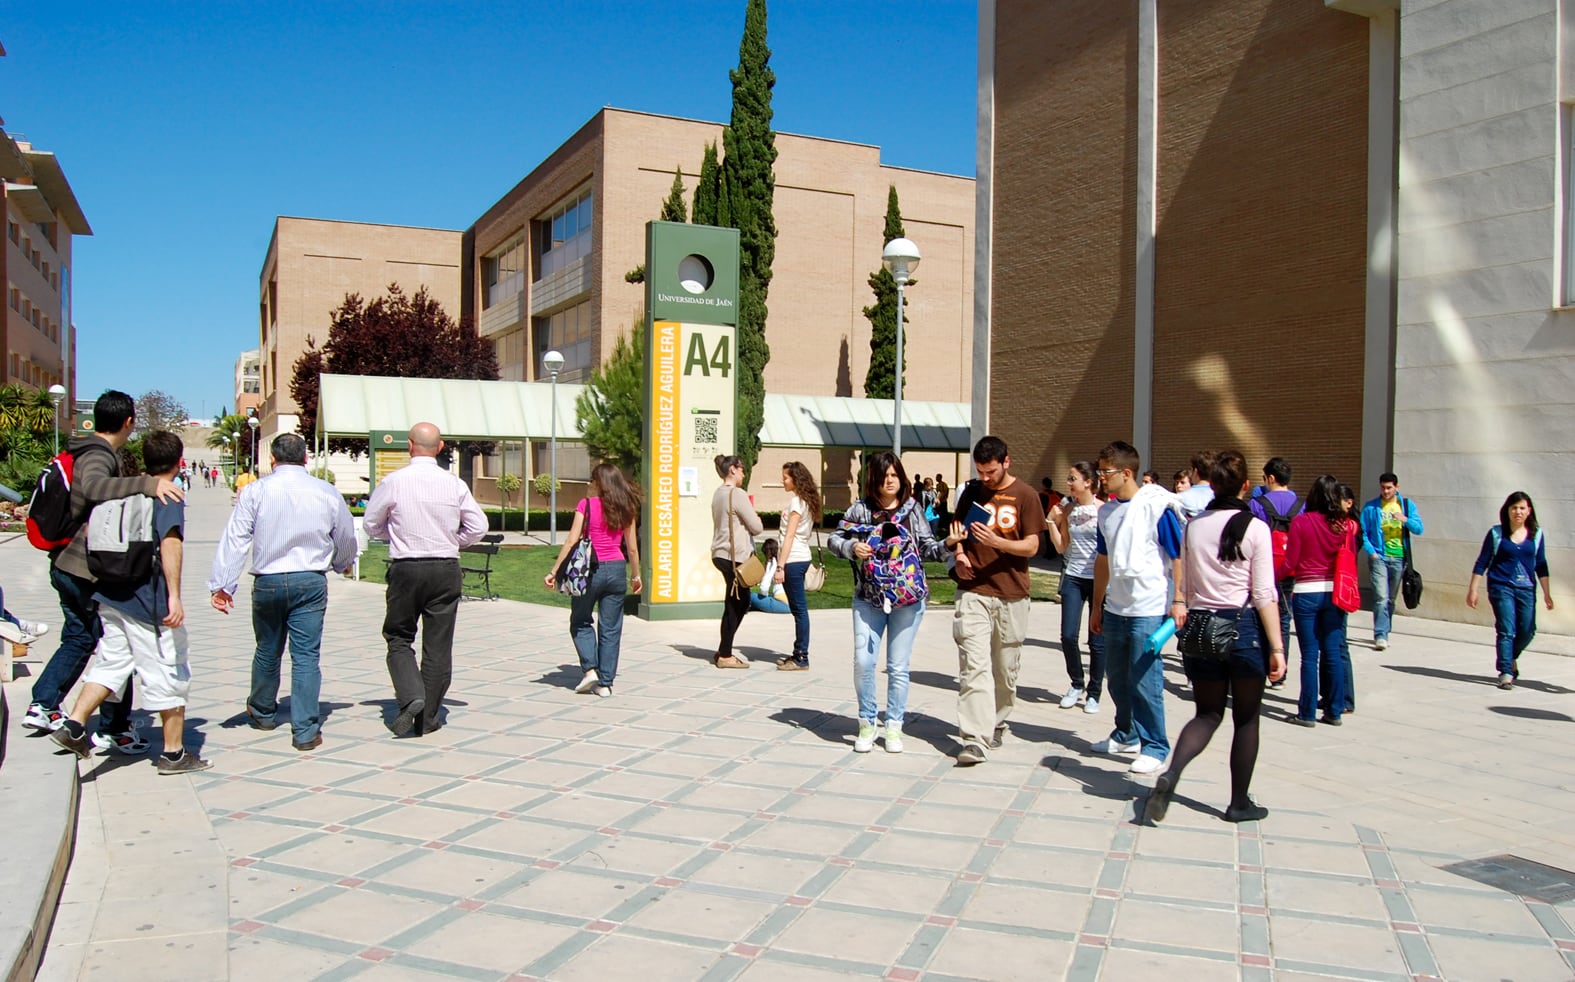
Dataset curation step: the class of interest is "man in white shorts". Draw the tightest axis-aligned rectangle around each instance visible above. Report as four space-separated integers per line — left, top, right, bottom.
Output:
51 431 210 774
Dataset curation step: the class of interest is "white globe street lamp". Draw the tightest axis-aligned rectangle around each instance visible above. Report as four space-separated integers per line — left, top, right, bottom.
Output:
46 383 66 457
543 349 566 545
882 237 921 456
247 414 260 474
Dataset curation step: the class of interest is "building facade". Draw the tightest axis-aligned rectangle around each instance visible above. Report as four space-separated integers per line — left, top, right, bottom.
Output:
1 130 89 404
234 348 261 417
463 108 975 506
256 217 462 454
980 0 1574 630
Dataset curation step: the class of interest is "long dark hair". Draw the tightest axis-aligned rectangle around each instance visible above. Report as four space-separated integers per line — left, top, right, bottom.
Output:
1305 475 1350 533
862 451 911 508
591 462 643 531
1500 491 1539 535
783 461 823 521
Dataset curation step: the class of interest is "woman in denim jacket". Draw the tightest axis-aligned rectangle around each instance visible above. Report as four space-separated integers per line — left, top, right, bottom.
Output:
828 451 948 754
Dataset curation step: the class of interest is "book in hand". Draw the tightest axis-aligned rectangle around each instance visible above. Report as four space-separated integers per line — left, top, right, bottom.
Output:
963 501 992 537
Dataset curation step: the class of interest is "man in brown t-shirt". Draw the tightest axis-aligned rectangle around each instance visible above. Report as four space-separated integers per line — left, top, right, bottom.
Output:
944 436 1047 764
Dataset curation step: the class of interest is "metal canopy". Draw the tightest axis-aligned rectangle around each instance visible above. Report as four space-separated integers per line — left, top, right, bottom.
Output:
316 373 970 451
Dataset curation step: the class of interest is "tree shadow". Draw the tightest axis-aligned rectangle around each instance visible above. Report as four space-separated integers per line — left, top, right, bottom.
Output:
1383 663 1574 695
1489 705 1573 723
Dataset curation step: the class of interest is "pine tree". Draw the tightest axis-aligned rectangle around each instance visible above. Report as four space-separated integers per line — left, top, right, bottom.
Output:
662 168 688 223
574 315 646 482
692 142 721 225
863 186 914 399
722 0 777 479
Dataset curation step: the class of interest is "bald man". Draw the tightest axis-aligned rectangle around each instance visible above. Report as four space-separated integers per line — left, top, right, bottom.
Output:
363 423 488 736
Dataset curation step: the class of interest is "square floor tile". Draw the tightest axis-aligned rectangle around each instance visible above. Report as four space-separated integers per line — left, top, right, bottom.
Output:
403 910 579 972
771 907 919 965
927 925 1075 981
549 933 723 982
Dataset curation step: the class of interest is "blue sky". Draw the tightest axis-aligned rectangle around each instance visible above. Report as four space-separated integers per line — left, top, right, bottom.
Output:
2 2 977 421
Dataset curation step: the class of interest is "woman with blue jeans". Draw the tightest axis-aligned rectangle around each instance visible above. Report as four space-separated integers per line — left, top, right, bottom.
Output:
773 462 822 671
545 463 643 697
1282 475 1357 727
1466 491 1553 689
829 452 948 753
1046 461 1104 714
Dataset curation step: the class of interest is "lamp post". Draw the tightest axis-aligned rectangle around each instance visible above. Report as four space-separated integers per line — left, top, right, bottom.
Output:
46 384 66 457
224 435 235 483
247 415 260 475
882 237 921 456
543 349 565 545
231 430 242 481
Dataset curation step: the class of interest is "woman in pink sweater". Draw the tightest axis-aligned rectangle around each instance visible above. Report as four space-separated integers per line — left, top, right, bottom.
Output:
1282 476 1359 727
1146 451 1285 826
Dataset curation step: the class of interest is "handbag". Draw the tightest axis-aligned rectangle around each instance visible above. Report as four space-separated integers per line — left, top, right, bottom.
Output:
1333 521 1361 613
803 526 827 593
1176 607 1244 662
1400 500 1423 609
554 499 600 597
728 490 765 593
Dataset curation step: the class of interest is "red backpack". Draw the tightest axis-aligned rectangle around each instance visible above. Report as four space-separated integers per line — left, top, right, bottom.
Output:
1257 492 1304 582
25 443 112 552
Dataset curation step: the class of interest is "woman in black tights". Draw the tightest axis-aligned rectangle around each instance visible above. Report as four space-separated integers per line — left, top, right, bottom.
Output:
1146 450 1286 825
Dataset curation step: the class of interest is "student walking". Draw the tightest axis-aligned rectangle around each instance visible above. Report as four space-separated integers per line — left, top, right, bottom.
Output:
773 462 821 671
1046 461 1104 714
829 451 948 753
546 463 644 696
1145 451 1286 825
711 455 763 669
1466 492 1553 689
1090 441 1183 775
1359 473 1423 650
364 423 488 735
1282 476 1357 726
51 432 211 773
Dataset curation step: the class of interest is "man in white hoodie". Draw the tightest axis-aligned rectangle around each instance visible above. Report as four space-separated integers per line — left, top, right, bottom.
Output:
1090 440 1184 775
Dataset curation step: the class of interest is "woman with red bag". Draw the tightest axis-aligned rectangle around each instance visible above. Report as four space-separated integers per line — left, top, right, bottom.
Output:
1282 475 1359 727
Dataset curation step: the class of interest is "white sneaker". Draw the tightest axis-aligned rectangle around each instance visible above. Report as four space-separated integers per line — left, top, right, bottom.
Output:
853 722 877 753
574 671 598 694
22 703 65 732
594 685 612 698
1129 755 1164 775
16 620 48 638
1374 637 1389 651
883 722 904 754
1059 686 1085 709
1083 696 1100 715
1093 737 1140 755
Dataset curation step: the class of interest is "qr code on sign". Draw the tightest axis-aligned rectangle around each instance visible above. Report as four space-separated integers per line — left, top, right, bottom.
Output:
694 415 719 446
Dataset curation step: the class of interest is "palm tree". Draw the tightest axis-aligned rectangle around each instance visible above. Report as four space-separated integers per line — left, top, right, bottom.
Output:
0 384 56 433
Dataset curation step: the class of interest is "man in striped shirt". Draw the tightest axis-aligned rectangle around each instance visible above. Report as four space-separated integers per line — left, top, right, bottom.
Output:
363 423 488 737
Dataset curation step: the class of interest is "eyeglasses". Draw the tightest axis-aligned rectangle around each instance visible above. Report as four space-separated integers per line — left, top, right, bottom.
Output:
1096 468 1121 477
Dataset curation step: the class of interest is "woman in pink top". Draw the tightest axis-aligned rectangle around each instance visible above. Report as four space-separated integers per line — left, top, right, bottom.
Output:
1146 452 1285 826
545 463 644 697
1281 475 1358 727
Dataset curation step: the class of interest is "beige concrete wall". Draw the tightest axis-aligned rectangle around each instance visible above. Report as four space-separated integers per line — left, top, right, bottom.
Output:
4 200 73 395
258 217 463 443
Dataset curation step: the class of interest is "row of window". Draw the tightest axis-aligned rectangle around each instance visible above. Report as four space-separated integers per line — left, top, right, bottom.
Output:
480 188 594 309
7 352 61 390
8 284 60 342
490 299 594 384
7 221 61 293
483 440 591 484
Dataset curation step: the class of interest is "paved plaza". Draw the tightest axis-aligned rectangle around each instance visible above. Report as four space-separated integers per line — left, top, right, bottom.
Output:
4 487 1575 981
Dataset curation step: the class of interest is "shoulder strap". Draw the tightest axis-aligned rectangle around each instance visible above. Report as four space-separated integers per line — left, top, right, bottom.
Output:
1489 525 1502 554
1258 494 1284 523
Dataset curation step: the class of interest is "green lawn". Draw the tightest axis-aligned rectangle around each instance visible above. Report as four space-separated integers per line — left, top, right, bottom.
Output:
358 542 1060 609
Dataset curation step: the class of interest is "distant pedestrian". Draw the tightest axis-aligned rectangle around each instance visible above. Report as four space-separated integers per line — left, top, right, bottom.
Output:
772 461 821 671
546 462 643 697
1172 470 1191 494
1467 492 1553 689
209 433 357 751
1359 473 1423 650
364 423 488 735
711 454 763 669
1249 456 1302 682
1046 461 1104 715
1141 470 1161 486
1176 450 1217 521
1283 475 1358 727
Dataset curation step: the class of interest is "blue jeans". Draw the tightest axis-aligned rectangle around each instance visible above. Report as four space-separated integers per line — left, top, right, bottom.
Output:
1488 584 1536 676
571 560 627 687
1369 554 1405 640
1058 576 1104 697
852 597 924 726
1102 611 1168 761
249 572 328 743
1292 591 1348 722
782 561 810 661
31 567 132 730
0 581 19 629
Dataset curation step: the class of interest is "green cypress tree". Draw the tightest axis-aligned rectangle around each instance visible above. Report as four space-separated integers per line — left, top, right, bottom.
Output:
575 315 646 482
628 168 691 284
722 0 777 479
692 142 721 225
863 185 914 399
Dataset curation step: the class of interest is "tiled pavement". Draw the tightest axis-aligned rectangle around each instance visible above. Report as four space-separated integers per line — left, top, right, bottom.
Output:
4 488 1575 981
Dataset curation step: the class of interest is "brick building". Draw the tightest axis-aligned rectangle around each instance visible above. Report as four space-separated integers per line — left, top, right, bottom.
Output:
979 0 1575 630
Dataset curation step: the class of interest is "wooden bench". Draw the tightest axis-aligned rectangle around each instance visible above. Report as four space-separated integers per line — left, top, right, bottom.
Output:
461 534 505 601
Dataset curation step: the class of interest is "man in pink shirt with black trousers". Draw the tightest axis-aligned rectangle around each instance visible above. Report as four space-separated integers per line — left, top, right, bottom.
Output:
363 423 488 737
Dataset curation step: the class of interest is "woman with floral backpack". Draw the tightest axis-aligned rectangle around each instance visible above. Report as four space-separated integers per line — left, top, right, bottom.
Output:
828 452 948 753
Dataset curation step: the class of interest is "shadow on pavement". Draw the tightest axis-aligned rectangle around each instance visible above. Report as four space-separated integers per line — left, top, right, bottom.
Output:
1489 705 1574 723
533 664 583 689
1040 753 1139 802
1383 663 1575 695
768 707 959 756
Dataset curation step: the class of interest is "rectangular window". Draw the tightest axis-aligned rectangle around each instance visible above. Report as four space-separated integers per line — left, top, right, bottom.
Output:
7 223 17 244
532 440 590 482
535 188 593 281
532 300 592 383
482 234 526 310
